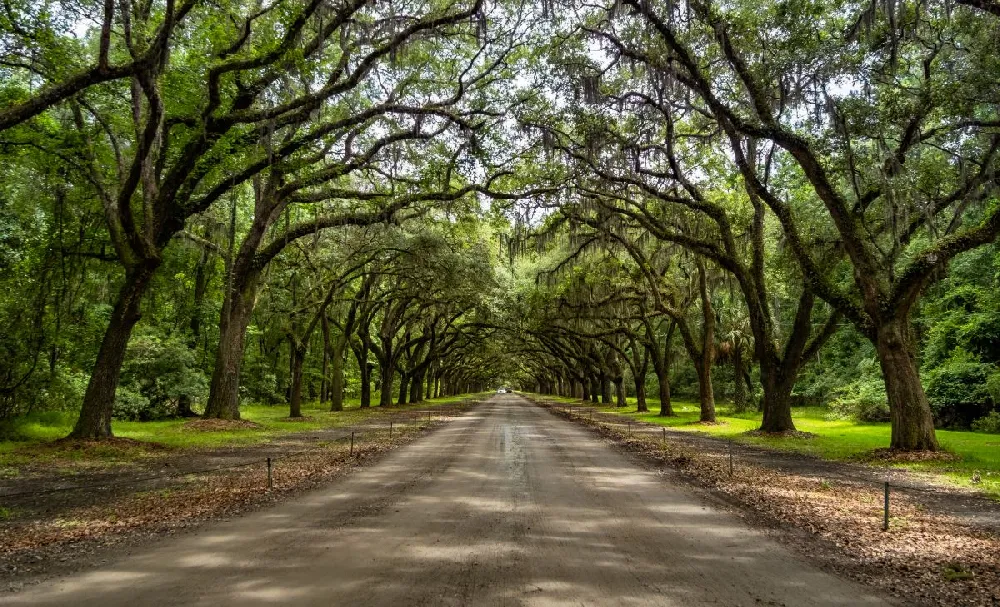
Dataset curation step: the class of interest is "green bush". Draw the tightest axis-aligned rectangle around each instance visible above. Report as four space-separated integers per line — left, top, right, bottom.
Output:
828 359 890 422
986 371 1000 404
829 380 890 422
112 385 154 421
971 411 1000 434
924 350 995 427
38 368 89 411
116 333 207 420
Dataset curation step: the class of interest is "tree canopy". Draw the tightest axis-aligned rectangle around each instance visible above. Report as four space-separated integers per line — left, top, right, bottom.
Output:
1 0 998 451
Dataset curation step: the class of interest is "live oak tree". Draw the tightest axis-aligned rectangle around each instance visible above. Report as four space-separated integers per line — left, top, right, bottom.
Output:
59 0 489 436
527 0 999 449
3 0 998 453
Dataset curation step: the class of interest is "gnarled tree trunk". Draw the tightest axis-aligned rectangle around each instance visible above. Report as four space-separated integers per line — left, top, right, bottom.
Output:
877 318 938 450
70 262 158 438
758 363 795 432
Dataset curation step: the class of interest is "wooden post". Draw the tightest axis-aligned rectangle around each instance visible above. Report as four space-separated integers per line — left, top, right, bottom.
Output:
882 482 890 531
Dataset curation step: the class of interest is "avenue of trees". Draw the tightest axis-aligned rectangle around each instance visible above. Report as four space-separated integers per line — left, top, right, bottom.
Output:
0 0 997 451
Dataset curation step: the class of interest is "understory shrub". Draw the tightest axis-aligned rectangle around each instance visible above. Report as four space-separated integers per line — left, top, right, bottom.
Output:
829 379 890 422
115 333 207 420
924 350 996 428
828 360 890 422
112 385 155 421
971 411 1000 434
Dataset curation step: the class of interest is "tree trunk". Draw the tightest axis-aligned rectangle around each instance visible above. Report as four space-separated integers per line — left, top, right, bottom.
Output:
695 360 717 422
204 283 256 420
288 344 305 418
590 376 600 403
654 356 673 417
758 361 795 432
397 372 409 405
379 364 394 407
600 374 611 404
656 322 676 416
329 338 345 411
359 359 371 408
876 318 938 451
70 262 158 439
581 376 591 402
614 378 626 408
319 343 329 406
634 374 648 413
410 368 424 403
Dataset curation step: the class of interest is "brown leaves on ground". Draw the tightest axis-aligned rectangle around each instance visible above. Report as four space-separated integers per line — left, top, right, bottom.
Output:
542 401 1000 607
0 423 429 562
182 419 262 431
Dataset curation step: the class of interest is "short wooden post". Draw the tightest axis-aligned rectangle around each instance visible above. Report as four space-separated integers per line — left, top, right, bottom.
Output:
266 457 272 489
350 431 355 456
882 482 890 531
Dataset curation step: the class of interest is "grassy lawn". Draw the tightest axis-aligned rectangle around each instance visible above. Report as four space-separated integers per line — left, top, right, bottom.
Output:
0 393 481 473
533 393 1000 499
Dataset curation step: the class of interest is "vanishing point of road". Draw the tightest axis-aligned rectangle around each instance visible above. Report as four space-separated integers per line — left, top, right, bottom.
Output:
4 394 887 606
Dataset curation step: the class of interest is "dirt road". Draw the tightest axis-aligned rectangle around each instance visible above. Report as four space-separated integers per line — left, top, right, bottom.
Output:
3 394 887 606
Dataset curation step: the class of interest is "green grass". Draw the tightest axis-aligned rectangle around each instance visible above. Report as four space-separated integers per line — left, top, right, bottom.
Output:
536 394 1000 499
0 393 482 471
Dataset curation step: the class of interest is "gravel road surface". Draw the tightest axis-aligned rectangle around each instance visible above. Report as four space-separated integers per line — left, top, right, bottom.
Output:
3 394 888 606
